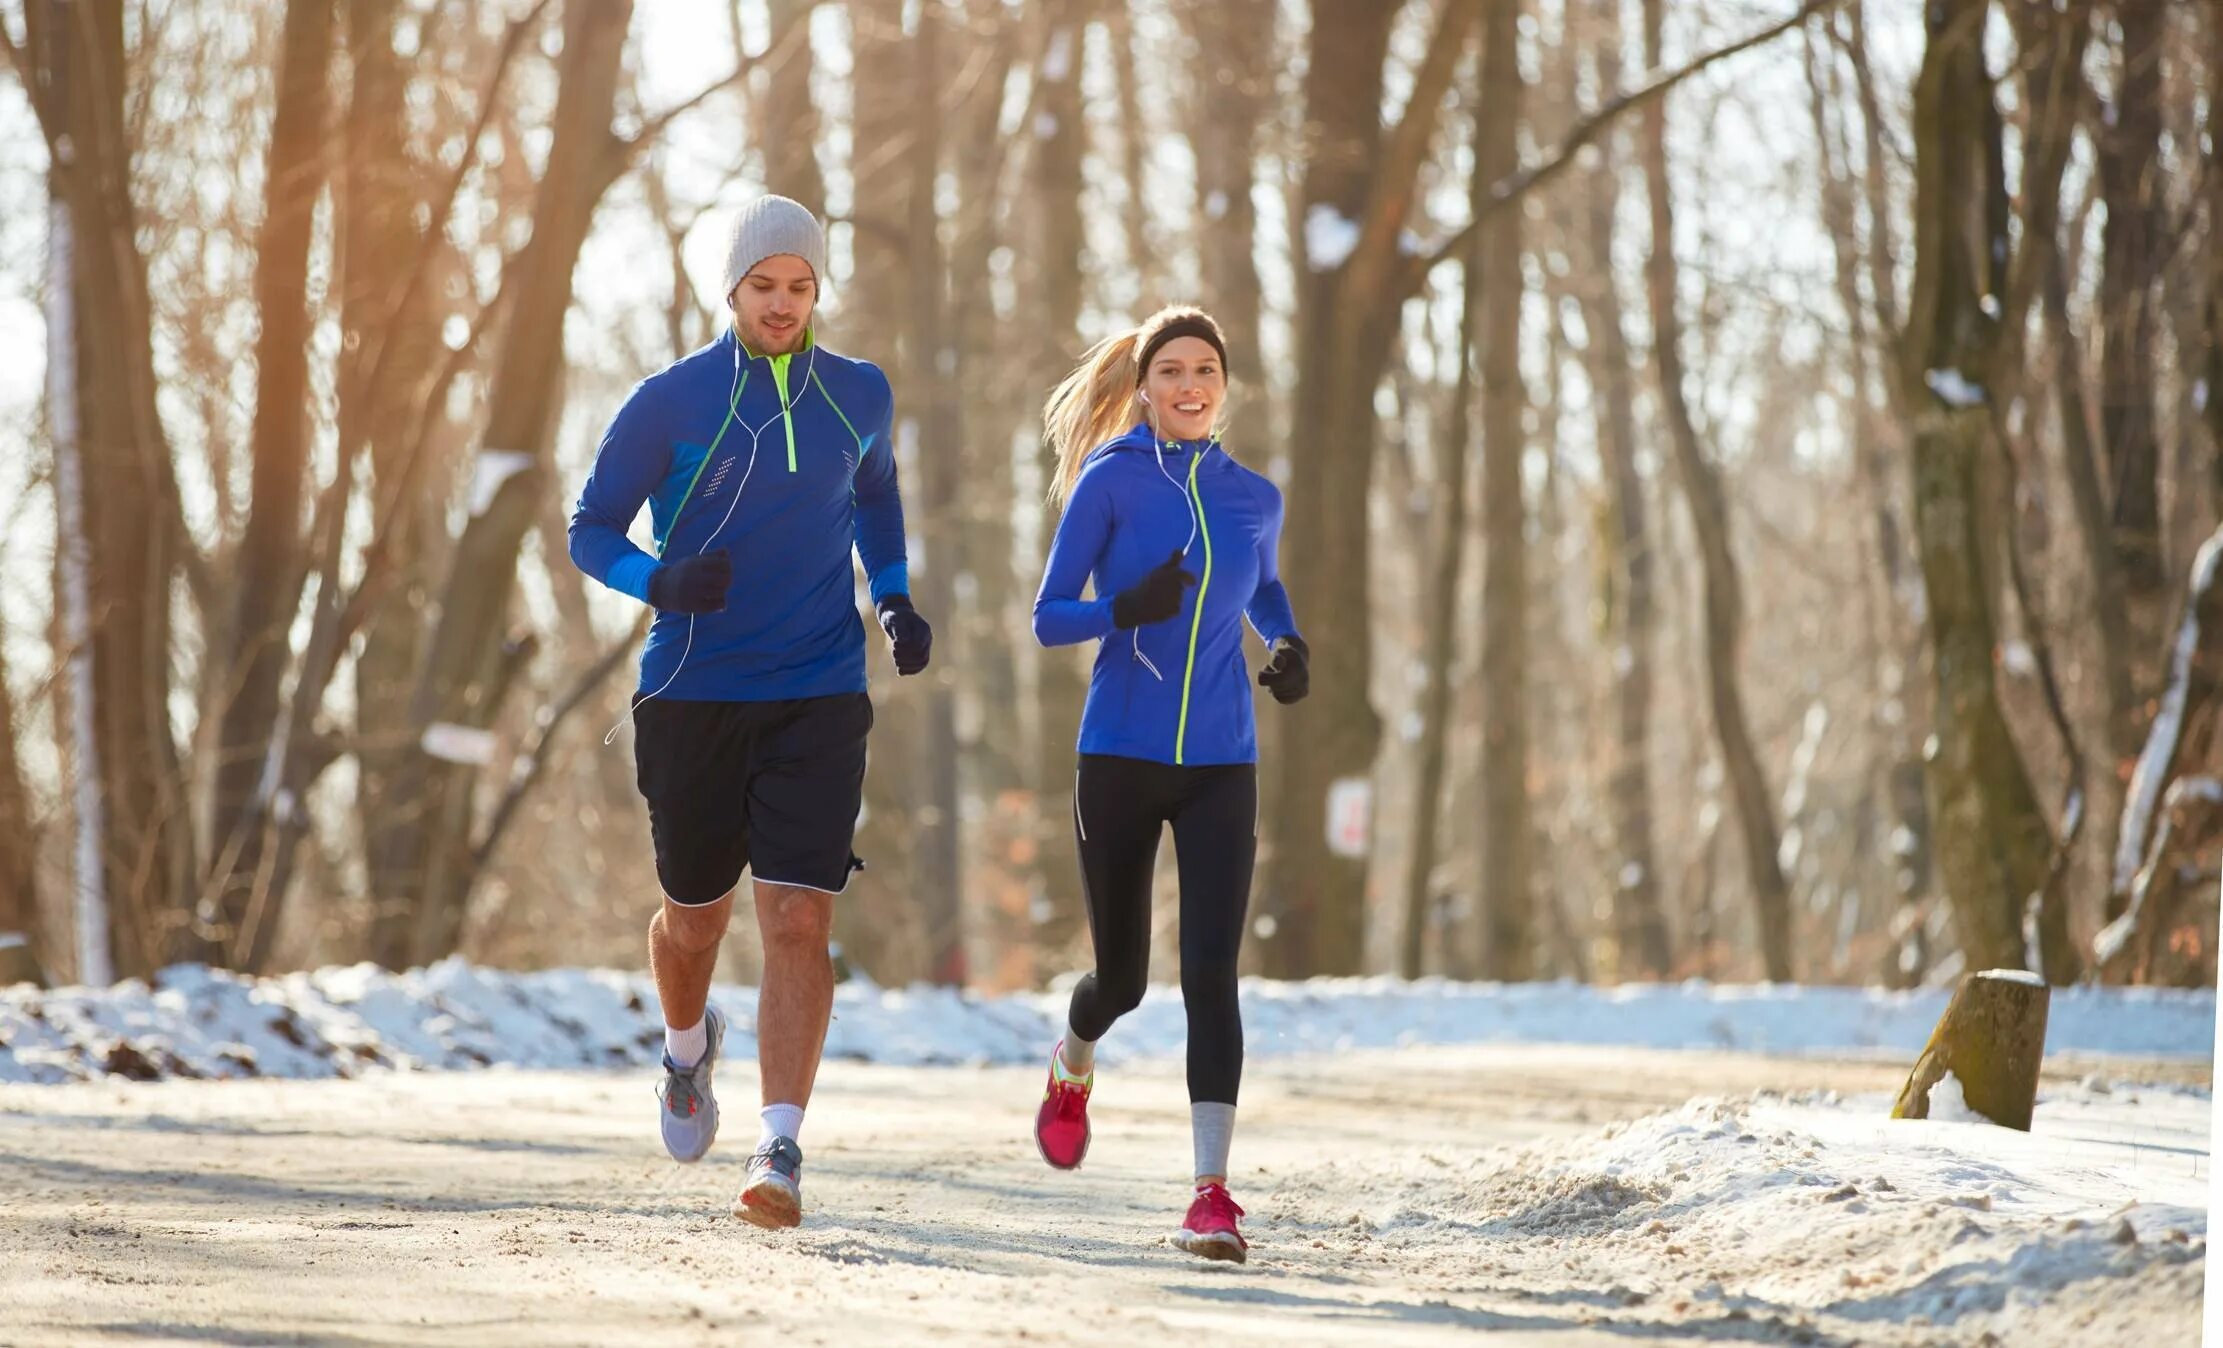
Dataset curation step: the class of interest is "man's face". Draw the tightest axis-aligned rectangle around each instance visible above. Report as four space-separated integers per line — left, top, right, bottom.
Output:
730 253 818 355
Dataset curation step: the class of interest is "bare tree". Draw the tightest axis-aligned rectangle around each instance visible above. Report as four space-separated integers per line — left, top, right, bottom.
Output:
1263 0 1475 977
379 0 638 967
1475 0 1531 980
27 0 198 979
1581 3 1669 981
2096 0 2169 701
1896 0 2053 976
1640 0 1793 981
202 0 336 964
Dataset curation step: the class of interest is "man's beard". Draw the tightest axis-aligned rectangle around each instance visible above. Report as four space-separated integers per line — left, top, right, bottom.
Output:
744 316 809 355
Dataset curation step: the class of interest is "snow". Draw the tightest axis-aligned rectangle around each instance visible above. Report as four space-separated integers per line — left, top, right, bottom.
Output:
1484 1085 2210 1332
1924 367 1987 408
1202 189 1229 221
1039 27 1074 83
1927 1070 1987 1122
1303 204 1362 271
2113 525 2223 896
0 963 2212 1085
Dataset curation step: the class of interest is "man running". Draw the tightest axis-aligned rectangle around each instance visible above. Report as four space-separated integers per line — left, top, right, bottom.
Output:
568 194 932 1229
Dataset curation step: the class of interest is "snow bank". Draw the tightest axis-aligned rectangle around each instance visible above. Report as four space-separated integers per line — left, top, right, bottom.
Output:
1299 1083 2209 1344
0 963 2211 1084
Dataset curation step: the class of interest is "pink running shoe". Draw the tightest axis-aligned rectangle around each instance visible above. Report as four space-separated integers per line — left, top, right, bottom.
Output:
1033 1041 1093 1170
1173 1183 1248 1264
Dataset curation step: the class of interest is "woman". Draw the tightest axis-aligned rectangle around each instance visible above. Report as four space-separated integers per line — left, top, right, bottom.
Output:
1029 305 1308 1264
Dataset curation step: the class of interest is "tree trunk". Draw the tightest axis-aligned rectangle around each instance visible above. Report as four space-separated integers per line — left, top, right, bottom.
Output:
761 0 825 214
905 1 966 986
30 0 198 980
1401 267 1474 980
1640 0 1791 981
1580 164 1668 980
1026 0 1094 977
347 0 452 955
838 0 926 986
378 0 634 969
1259 0 1398 976
0 604 45 983
1897 0 2053 977
2096 0 2169 701
1474 0 1531 981
203 0 336 964
1181 0 1271 385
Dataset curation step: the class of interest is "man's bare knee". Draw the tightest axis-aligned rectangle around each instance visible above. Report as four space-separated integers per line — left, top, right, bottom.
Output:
657 892 733 954
756 884 834 951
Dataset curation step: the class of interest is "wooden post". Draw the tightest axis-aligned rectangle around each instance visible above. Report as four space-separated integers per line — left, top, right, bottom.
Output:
1892 969 2051 1130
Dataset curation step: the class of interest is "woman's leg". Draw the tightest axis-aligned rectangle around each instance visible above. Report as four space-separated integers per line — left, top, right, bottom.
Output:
1065 756 1167 1057
1170 764 1258 1182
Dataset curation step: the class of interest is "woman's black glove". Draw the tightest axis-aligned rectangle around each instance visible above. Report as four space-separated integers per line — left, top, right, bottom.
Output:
649 548 732 614
1111 550 1195 630
877 594 933 676
1259 634 1309 704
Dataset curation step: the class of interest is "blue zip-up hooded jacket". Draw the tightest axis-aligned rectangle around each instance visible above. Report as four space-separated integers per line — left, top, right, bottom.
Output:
568 328 909 702
1033 424 1301 766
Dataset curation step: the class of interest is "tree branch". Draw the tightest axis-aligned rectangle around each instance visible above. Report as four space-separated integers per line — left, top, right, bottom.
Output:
469 611 650 874
348 0 556 431
597 11 804 189
1404 0 1843 292
1339 0 1479 308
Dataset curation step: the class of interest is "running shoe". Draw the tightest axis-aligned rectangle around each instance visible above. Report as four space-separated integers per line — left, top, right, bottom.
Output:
1034 1040 1093 1170
734 1136 805 1229
655 1005 725 1163
1173 1182 1248 1264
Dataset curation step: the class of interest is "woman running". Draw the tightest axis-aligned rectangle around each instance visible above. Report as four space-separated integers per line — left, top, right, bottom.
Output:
1029 305 1308 1264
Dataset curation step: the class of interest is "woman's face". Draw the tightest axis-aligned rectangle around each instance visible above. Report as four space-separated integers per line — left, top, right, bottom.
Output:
1140 336 1225 443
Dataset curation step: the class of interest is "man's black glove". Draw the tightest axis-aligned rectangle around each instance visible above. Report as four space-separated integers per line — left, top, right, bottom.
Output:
877 594 932 676
1110 550 1196 630
1259 634 1309 705
649 548 731 614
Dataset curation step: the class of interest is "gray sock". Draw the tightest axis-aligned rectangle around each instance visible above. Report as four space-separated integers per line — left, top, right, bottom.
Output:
1059 1031 1097 1077
1192 1102 1236 1181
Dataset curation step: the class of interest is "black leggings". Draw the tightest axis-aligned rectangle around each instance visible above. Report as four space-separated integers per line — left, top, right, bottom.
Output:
1066 753 1257 1105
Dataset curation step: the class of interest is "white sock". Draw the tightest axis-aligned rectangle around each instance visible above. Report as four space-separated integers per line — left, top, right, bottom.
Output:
1059 1032 1097 1078
1192 1102 1236 1182
759 1102 804 1147
665 1017 708 1068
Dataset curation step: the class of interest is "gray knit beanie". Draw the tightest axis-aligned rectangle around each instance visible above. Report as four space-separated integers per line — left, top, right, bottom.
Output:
722 194 828 302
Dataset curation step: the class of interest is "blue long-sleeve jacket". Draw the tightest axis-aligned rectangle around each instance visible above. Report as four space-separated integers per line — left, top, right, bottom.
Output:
569 328 909 702
1033 424 1301 766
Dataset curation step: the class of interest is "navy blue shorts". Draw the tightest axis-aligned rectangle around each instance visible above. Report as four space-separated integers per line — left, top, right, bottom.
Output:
631 693 871 903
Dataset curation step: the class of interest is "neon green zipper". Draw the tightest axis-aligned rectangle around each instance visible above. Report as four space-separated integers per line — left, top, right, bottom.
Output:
659 369 749 555
1174 451 1213 765
768 353 797 471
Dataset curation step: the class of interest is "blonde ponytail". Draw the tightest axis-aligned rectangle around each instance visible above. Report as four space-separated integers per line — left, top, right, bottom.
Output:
1042 304 1230 506
1042 330 1143 506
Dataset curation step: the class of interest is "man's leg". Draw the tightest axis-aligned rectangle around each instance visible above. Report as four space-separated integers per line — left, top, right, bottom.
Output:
753 880 835 1116
650 891 734 1055
632 697 752 1164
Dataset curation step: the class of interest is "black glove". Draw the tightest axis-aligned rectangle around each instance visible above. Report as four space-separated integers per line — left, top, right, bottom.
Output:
1259 634 1309 705
649 548 731 614
877 593 932 676
1110 550 1196 630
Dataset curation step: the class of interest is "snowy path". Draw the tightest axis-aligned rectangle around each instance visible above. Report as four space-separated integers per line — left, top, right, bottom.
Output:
0 1046 2206 1346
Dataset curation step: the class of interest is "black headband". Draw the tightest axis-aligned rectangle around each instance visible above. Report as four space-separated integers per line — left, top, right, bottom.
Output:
1136 318 1229 385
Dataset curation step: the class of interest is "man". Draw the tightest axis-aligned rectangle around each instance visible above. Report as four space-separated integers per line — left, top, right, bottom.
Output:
568 194 932 1229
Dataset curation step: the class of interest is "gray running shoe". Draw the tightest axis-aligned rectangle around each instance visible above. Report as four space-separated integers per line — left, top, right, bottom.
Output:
734 1136 804 1229
655 1005 725 1163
